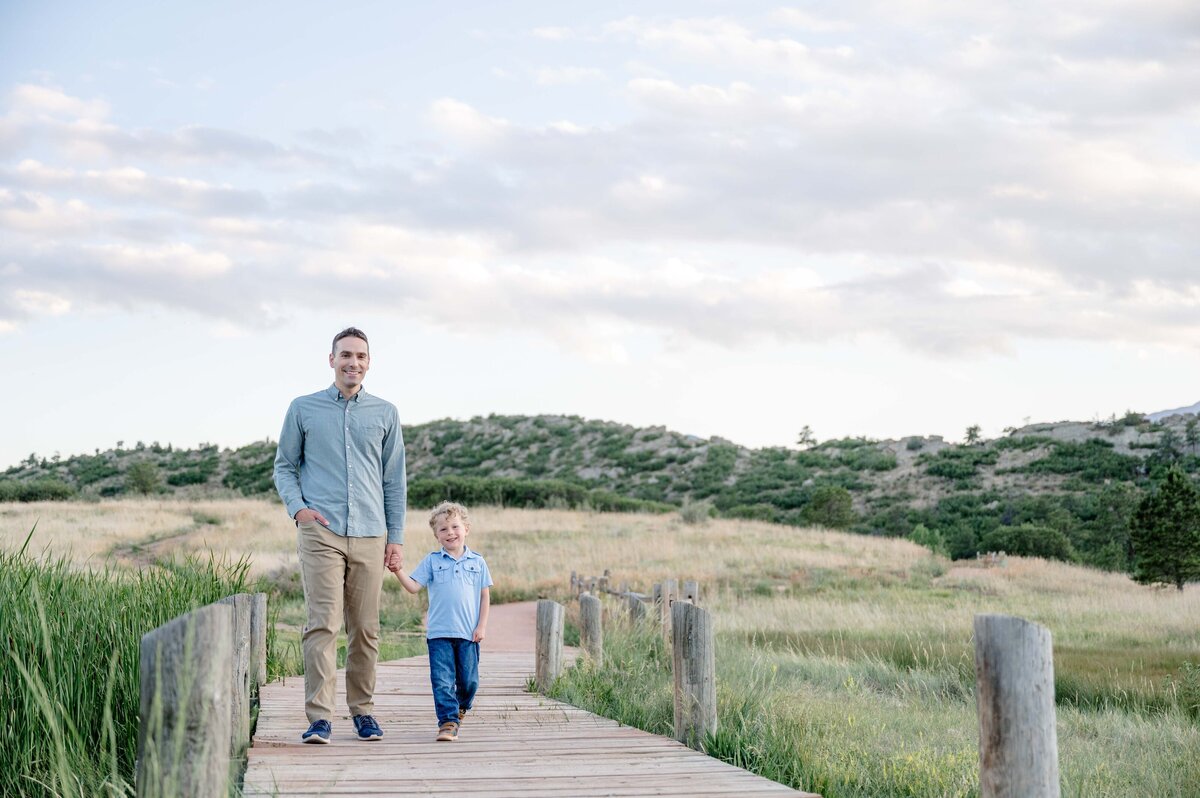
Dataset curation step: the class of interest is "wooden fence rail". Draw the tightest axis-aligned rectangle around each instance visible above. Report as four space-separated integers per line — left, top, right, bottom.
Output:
561 570 1064 794
137 591 268 798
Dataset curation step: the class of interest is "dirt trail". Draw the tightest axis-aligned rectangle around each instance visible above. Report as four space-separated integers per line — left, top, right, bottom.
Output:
480 600 538 652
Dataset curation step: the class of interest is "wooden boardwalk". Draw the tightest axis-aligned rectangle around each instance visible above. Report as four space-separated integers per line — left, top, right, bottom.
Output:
244 606 815 797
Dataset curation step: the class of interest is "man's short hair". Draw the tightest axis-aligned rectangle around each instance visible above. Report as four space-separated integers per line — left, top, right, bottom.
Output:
332 327 369 355
429 501 470 530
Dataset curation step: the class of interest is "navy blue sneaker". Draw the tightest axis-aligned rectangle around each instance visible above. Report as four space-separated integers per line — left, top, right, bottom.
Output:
353 714 383 741
301 719 331 744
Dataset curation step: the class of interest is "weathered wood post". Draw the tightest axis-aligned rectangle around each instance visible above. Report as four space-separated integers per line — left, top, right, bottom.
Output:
249 592 268 692
682 579 699 604
661 578 678 641
974 614 1060 798
672 601 717 751
535 599 565 692
579 592 603 665
599 568 611 592
570 570 577 593
217 593 253 757
138 603 233 798
627 593 647 621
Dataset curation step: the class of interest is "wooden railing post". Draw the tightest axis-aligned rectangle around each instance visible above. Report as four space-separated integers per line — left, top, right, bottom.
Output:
249 592 268 693
627 593 646 621
682 579 700 604
672 601 716 751
661 578 678 641
580 593 603 665
137 604 232 798
974 614 1060 798
217 593 253 758
535 599 565 691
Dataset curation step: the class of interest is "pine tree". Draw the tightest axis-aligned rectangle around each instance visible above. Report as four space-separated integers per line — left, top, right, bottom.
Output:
1130 466 1200 590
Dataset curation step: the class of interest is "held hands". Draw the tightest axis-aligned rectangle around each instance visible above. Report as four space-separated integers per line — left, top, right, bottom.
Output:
385 543 404 573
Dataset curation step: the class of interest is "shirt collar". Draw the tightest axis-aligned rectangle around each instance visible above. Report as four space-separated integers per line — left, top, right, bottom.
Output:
326 384 368 403
437 546 476 561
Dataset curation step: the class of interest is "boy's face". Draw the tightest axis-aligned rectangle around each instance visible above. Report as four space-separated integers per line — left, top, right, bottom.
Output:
432 513 470 555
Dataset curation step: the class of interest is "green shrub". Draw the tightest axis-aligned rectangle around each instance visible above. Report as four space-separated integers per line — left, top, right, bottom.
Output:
167 468 210 486
909 524 948 556
1020 440 1141 483
67 454 119 486
723 504 780 523
978 523 1076 561
0 479 75 502
407 476 672 514
688 444 739 498
223 445 275 495
680 498 714 524
125 461 161 495
800 486 856 529
921 446 999 480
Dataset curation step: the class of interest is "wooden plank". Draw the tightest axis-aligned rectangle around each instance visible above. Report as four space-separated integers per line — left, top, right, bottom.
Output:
245 622 817 797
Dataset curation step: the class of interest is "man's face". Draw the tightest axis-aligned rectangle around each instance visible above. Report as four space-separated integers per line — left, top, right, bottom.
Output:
329 335 370 393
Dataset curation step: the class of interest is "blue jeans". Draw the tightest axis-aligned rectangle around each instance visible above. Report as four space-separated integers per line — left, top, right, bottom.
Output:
427 637 479 726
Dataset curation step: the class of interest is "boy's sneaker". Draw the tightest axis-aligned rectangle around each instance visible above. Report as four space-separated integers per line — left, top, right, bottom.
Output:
301 719 331 744
353 714 383 741
436 721 459 741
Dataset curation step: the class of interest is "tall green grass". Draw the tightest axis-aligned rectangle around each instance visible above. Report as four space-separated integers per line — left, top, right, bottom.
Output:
549 604 1200 798
1 526 251 797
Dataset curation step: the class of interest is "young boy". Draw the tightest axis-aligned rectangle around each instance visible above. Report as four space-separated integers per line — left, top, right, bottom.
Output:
390 501 492 741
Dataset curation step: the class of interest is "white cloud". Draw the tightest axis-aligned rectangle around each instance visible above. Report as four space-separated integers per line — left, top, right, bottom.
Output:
772 8 856 33
535 66 606 86
91 242 233 278
1 7 1198 359
0 191 102 235
531 26 573 40
428 98 510 143
12 289 71 316
9 84 109 121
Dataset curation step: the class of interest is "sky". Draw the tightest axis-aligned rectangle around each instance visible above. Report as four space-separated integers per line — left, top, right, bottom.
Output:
2 1 1199 469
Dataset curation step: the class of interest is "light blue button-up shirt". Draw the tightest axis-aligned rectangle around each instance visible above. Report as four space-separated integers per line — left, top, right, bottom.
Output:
273 384 406 544
409 548 493 639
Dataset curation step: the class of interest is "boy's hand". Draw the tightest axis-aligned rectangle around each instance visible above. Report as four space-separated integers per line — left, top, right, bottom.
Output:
385 543 404 572
472 625 486 643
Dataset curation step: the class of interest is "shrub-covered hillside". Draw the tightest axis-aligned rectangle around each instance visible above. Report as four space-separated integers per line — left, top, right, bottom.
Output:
5 410 1200 572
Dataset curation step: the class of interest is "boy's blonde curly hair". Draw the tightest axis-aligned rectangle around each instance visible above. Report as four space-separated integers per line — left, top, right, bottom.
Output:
428 500 470 530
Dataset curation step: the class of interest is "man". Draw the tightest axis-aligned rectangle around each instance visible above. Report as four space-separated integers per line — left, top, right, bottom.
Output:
273 327 406 744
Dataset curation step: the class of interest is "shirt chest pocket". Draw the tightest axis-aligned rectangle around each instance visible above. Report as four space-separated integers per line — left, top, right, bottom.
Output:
432 563 454 583
461 561 482 585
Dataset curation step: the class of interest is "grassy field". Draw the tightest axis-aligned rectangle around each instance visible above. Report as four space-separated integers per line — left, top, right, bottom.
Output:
0 530 252 797
3 498 1198 796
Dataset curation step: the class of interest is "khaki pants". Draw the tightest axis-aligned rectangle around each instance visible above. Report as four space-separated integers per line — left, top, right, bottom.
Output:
297 521 386 722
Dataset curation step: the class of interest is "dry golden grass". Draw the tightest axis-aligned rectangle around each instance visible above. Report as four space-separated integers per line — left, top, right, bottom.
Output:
4 498 1196 649
0 499 925 580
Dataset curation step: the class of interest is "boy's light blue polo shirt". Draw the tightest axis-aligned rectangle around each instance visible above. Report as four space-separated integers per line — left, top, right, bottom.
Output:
409 547 493 640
